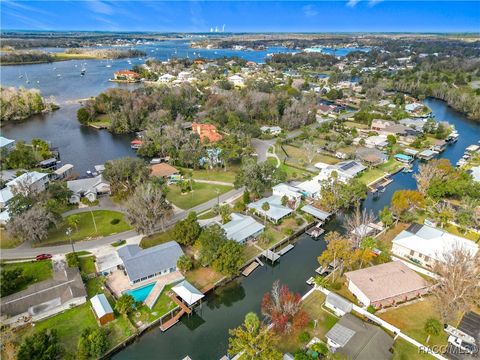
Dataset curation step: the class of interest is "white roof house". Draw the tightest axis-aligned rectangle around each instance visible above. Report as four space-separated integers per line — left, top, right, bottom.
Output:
158 73 176 83
325 161 367 182
469 166 480 182
272 183 302 208
260 126 282 136
297 174 326 199
172 280 204 306
0 136 15 150
392 223 479 267
364 135 389 149
247 195 293 223
90 294 114 319
221 213 265 244
228 74 245 86
1 171 49 208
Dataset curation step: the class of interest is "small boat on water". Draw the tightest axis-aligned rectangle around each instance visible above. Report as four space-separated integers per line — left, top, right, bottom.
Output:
106 64 112 68
80 68 86 76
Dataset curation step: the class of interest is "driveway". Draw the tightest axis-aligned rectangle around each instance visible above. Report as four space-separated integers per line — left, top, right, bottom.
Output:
251 138 275 163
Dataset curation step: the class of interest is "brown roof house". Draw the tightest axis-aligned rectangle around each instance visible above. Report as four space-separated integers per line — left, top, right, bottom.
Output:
0 267 87 326
150 163 179 179
345 261 429 309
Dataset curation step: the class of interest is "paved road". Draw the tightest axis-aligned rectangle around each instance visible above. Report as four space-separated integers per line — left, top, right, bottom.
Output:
0 187 244 260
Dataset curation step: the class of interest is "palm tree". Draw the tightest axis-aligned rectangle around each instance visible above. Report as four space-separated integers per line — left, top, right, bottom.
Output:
67 215 81 232
261 202 270 224
424 318 442 343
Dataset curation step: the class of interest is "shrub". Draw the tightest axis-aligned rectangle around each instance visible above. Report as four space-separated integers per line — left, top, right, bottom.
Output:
298 331 310 343
295 217 304 226
424 318 442 336
66 252 79 268
311 341 329 355
110 218 120 225
282 228 294 236
330 282 341 290
367 305 377 314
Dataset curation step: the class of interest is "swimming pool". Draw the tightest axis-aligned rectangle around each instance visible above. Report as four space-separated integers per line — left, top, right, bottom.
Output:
124 282 155 302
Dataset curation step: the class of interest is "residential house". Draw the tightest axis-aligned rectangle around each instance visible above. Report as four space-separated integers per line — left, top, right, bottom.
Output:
150 163 179 181
228 74 245 87
0 267 87 326
371 119 396 132
0 136 15 152
260 126 282 136
325 292 353 317
0 171 50 210
191 122 223 143
53 164 74 180
364 135 389 150
345 261 429 308
297 174 325 200
221 213 265 244
394 153 414 163
391 223 478 268
469 166 480 182
117 242 184 285
323 160 367 183
272 183 302 209
355 148 388 166
247 195 293 223
399 117 427 131
113 70 141 82
325 313 394 359
157 73 176 83
67 175 110 203
90 294 114 326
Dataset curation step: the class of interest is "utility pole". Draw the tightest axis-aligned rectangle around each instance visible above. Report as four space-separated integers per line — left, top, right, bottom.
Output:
66 227 75 254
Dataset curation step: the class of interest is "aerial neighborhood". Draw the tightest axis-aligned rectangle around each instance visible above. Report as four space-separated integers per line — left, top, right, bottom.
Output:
1 27 480 360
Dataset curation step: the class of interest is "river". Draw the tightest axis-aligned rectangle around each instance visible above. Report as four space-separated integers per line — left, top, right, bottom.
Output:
1 41 362 174
113 98 480 359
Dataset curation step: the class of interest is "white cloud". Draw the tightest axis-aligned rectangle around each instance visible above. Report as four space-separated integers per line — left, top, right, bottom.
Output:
86 0 114 15
346 0 360 8
302 5 319 17
368 0 384 7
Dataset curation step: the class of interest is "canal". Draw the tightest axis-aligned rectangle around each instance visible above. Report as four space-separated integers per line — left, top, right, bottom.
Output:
114 98 480 359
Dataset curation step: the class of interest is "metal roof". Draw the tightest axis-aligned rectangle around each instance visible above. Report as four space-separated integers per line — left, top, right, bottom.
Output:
326 323 356 347
326 292 353 313
221 213 265 243
301 204 331 221
90 294 113 319
118 242 184 283
247 195 293 221
172 280 204 306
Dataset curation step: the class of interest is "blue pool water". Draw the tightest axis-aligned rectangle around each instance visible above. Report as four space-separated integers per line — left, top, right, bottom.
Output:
125 283 155 302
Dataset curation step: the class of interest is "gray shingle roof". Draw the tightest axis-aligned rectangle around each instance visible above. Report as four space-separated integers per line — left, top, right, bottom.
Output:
326 292 353 313
221 213 265 243
118 242 184 283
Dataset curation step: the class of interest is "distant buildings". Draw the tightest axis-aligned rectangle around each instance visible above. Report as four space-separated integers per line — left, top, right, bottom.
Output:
260 126 282 136
228 74 245 87
113 70 141 82
0 136 15 153
345 261 429 308
191 122 223 143
392 223 479 268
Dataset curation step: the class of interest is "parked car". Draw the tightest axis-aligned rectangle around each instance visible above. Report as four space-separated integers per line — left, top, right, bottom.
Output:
36 254 52 261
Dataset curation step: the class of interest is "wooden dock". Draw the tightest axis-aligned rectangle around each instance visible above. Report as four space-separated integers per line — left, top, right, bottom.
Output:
277 244 294 255
306 227 325 238
242 261 260 277
159 309 184 331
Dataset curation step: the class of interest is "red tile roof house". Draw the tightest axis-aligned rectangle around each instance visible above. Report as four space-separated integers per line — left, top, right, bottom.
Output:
191 122 223 144
113 70 141 83
344 261 430 309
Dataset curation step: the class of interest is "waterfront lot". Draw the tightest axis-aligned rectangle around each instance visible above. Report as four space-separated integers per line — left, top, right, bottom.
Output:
178 166 238 183
43 210 131 246
166 182 233 210
357 158 404 185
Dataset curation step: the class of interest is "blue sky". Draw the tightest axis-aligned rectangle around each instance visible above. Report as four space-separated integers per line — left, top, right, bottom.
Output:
1 1 479 33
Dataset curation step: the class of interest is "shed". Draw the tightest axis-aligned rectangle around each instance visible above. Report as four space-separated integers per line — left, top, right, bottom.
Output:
90 294 115 325
394 153 413 163
325 292 352 316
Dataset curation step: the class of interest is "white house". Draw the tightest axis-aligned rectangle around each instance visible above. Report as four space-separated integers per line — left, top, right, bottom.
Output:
157 73 175 83
247 195 293 223
325 292 352 316
364 135 389 149
0 171 49 210
228 74 245 87
260 126 282 136
0 136 15 153
272 183 302 209
221 213 265 244
392 223 479 268
67 175 110 203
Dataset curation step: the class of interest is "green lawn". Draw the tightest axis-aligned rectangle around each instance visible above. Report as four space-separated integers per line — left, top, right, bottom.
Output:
79 256 96 274
392 338 436 360
259 226 286 250
130 284 178 324
444 224 480 242
178 166 239 183
166 182 233 210
1 260 53 295
243 244 262 260
86 277 105 298
266 158 315 181
357 158 404 185
140 227 175 248
197 209 216 220
43 211 131 245
17 303 98 351
379 298 456 348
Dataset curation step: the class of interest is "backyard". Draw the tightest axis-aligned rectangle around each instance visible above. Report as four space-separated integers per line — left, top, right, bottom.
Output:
378 297 456 348
166 182 233 210
185 267 224 292
357 158 404 185
274 290 339 354
43 210 131 246
178 166 238 183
